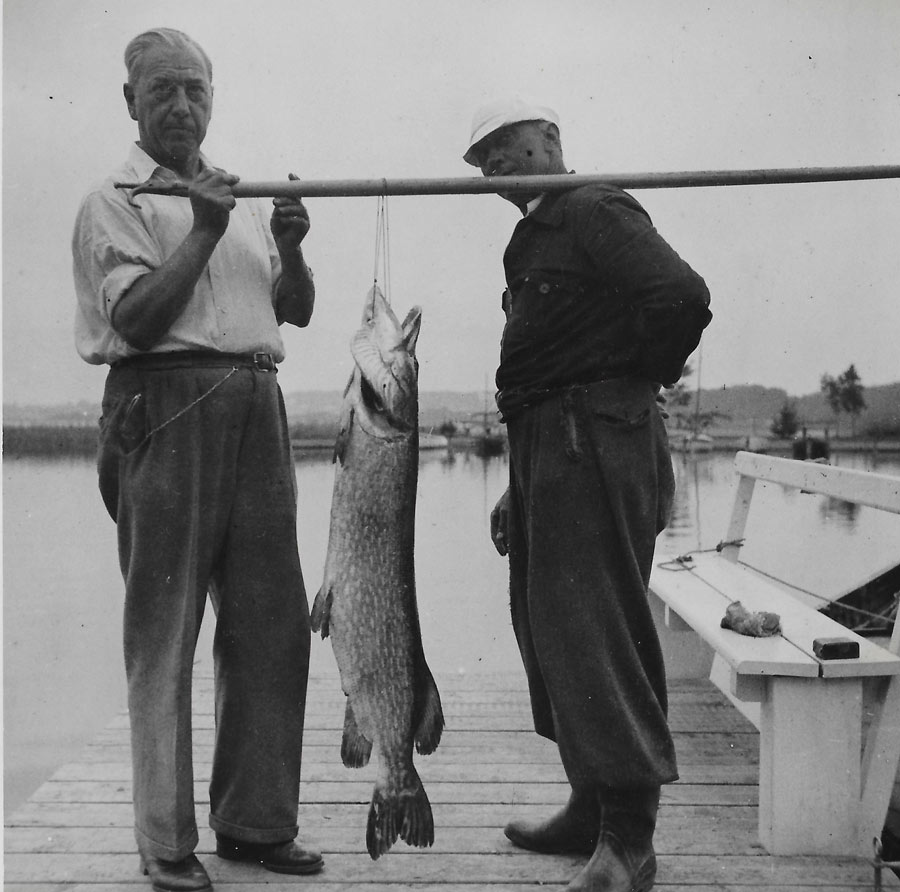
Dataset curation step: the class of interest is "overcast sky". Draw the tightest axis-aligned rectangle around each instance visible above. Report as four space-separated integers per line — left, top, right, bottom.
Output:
3 0 899 408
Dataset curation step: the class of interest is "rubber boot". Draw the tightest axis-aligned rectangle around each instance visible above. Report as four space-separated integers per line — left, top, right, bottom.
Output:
504 786 601 855
566 787 659 892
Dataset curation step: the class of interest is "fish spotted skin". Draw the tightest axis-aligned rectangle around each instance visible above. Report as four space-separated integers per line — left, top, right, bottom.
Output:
312 286 444 860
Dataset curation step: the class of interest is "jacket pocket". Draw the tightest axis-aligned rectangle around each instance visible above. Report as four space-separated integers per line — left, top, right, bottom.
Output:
511 273 586 331
585 378 653 429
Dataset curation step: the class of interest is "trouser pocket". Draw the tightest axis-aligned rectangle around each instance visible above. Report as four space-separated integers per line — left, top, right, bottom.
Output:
98 370 148 521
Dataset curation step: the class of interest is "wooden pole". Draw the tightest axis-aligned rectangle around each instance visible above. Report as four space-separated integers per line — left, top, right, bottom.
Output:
115 164 900 198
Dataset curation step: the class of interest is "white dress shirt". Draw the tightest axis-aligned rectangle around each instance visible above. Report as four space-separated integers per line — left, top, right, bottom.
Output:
73 143 287 365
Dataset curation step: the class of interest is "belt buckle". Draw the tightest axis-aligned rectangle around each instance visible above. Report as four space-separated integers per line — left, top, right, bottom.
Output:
253 352 274 372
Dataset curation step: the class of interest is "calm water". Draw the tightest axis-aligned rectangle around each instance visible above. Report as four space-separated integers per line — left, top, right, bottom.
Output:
4 447 900 813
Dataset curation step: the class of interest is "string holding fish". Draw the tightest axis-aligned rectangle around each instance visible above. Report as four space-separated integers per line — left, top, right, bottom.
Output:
372 190 392 304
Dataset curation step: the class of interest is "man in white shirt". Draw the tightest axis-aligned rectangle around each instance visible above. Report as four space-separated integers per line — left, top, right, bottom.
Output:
72 27 322 892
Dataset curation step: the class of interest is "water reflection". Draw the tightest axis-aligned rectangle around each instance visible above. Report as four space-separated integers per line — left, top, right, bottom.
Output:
820 496 861 528
664 460 697 545
663 453 729 551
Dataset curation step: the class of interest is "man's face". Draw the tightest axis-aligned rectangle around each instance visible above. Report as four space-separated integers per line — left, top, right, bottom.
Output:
475 121 554 178
474 121 557 206
124 44 212 176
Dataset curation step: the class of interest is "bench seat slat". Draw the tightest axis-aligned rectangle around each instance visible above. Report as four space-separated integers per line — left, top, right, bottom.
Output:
649 560 819 678
691 555 900 678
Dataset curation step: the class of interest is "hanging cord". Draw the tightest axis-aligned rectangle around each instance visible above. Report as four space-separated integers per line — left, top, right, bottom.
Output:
656 539 745 571
372 191 392 300
737 561 899 626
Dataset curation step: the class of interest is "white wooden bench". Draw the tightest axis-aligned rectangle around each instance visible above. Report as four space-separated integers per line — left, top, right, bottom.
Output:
649 451 900 856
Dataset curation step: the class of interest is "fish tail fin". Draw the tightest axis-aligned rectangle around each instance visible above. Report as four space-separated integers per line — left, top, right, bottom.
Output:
413 666 444 756
341 700 373 768
310 585 332 638
366 769 434 860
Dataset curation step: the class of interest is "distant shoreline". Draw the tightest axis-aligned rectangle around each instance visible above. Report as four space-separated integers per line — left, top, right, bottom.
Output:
0 425 481 458
4 423 899 459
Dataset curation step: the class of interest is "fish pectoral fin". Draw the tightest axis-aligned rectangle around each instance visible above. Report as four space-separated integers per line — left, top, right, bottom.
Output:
340 700 373 768
413 668 445 756
366 768 434 860
333 406 353 466
310 585 333 638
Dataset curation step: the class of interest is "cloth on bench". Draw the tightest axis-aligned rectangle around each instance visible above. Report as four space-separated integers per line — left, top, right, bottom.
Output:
720 600 781 637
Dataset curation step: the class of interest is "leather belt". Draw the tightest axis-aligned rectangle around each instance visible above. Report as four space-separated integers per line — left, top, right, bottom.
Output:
113 351 277 372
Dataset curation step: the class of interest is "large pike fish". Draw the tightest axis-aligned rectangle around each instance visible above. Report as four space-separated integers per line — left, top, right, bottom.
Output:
311 286 444 860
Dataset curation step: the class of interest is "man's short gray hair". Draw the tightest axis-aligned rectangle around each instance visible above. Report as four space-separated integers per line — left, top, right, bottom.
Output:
124 28 212 86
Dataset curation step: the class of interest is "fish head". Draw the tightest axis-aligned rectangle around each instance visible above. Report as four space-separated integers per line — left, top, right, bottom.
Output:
349 285 422 435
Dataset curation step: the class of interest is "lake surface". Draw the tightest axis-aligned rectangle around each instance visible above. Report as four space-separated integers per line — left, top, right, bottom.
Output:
4 447 900 813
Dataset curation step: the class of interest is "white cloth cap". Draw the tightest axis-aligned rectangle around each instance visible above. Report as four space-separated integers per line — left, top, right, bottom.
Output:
463 97 559 166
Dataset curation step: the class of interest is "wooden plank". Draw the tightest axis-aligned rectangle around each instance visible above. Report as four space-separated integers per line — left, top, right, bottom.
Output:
2 883 894 892
2 804 761 855
97 707 753 735
733 451 900 514
7 786 758 829
693 555 900 678
4 870 897 892
65 731 759 769
3 886 72 892
25 779 758 808
1 851 889 886
649 561 820 677
47 761 756 786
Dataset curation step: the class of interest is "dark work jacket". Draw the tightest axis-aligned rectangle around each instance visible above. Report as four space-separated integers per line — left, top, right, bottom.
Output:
496 183 711 420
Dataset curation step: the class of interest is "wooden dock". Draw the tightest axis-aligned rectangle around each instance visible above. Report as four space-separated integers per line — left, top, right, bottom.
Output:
5 667 895 891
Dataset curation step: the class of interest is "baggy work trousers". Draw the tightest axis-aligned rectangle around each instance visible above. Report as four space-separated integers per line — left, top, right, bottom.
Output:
98 361 311 861
505 378 679 792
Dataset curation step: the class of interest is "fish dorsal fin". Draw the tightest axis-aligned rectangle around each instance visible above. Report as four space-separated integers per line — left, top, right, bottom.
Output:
401 306 423 356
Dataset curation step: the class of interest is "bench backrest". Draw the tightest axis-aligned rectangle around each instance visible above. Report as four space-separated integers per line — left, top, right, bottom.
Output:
734 452 900 512
722 452 900 563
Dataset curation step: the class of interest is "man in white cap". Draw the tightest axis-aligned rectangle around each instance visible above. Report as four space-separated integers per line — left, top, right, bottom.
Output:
466 98 711 892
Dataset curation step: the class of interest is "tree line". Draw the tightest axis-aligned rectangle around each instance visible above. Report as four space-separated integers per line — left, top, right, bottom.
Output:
771 363 876 439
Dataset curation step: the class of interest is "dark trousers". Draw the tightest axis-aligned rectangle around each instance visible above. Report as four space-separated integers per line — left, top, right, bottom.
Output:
506 378 678 792
98 362 311 860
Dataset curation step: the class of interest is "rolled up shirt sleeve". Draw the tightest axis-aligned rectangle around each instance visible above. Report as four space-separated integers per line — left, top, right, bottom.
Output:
73 183 162 363
72 146 287 365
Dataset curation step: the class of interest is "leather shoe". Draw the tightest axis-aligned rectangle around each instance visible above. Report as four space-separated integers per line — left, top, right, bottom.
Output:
140 853 212 892
504 790 600 855
215 834 324 875
566 830 656 892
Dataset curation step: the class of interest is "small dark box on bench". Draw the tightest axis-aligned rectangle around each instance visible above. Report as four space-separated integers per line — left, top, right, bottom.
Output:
813 637 860 660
